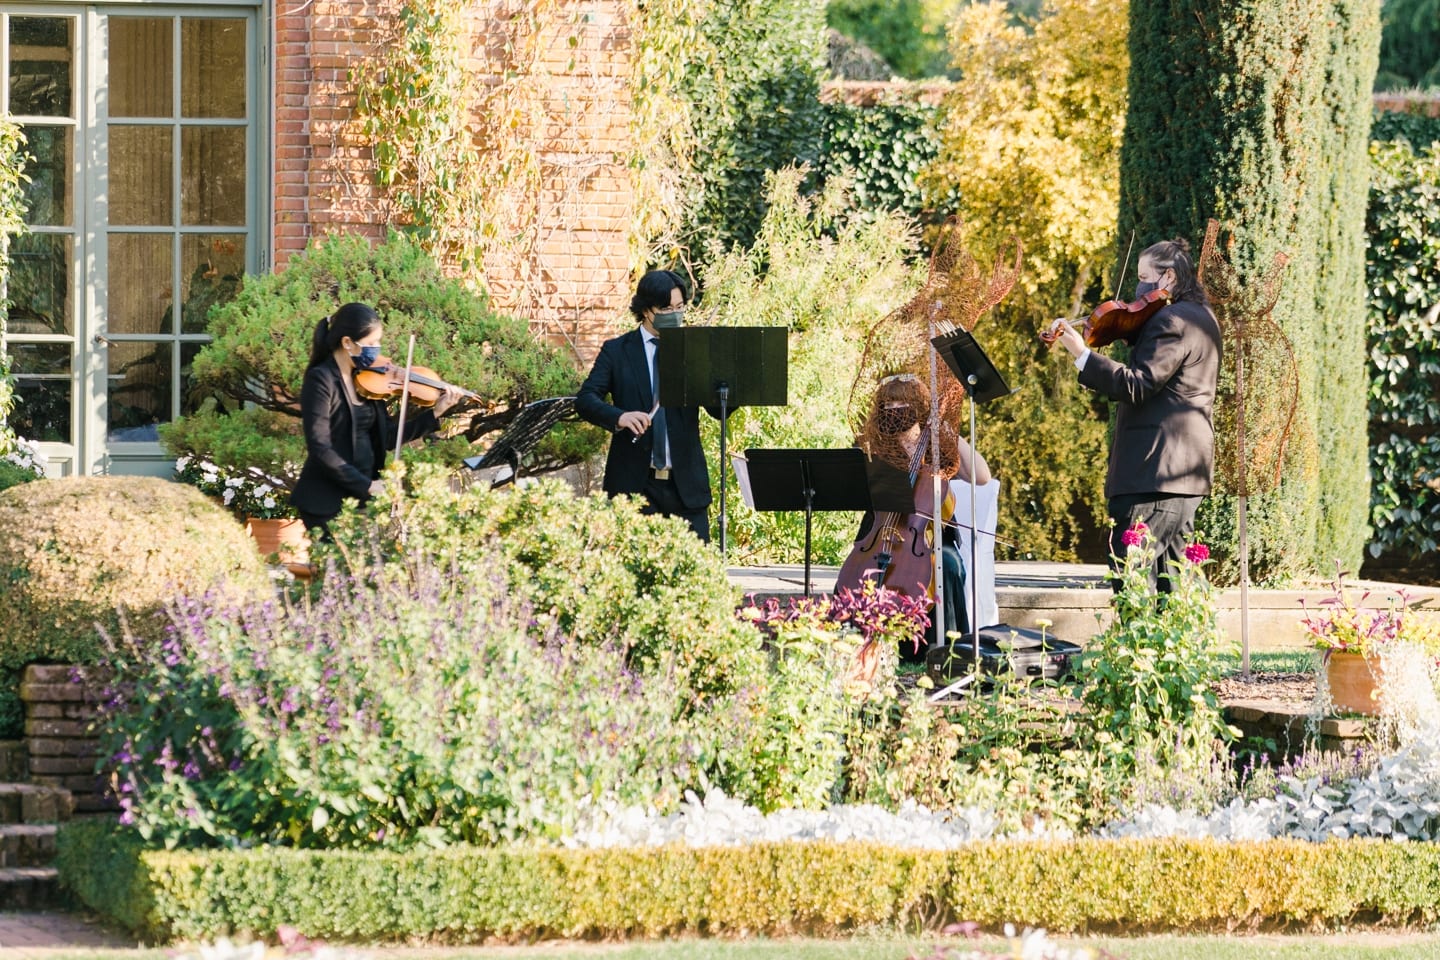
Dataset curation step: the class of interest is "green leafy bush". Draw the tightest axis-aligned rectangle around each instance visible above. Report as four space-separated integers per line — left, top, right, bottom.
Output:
820 97 953 228
0 477 271 738
681 0 827 258
60 819 1440 941
1370 107 1440 147
162 231 597 480
1080 529 1233 771
696 169 926 564
1365 141 1440 558
0 117 31 457
98 556 717 850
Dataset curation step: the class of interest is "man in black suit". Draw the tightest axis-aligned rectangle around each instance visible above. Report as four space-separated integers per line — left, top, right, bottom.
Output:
576 270 718 541
1048 238 1222 592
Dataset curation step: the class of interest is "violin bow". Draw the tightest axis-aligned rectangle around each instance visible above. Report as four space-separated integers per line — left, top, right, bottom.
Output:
1112 229 1137 301
393 334 419 464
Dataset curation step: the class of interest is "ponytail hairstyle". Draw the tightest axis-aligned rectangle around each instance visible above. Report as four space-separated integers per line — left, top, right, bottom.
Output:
1141 238 1208 304
308 302 381 369
628 269 690 321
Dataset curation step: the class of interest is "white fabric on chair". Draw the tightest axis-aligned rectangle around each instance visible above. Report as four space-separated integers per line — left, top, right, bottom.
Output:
949 478 1000 631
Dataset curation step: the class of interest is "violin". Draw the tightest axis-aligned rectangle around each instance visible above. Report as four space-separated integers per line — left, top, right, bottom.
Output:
353 356 481 408
1041 288 1172 349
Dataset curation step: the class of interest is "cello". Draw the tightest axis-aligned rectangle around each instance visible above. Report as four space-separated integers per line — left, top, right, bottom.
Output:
834 429 956 603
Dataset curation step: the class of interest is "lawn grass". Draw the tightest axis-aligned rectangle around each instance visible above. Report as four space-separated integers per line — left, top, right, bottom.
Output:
1216 649 1317 674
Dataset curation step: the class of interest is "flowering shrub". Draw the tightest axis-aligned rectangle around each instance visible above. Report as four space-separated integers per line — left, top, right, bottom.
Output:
98 556 724 849
0 435 46 492
736 582 930 811
175 455 295 520
1081 526 1234 772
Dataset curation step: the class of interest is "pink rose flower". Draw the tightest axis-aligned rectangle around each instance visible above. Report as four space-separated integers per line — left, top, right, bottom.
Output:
1121 522 1149 548
1184 542 1211 564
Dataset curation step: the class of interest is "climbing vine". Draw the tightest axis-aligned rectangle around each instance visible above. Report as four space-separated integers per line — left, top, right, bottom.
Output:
0 118 31 457
349 0 701 288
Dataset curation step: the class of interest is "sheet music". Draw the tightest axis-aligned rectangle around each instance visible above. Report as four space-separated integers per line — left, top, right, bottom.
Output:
730 453 756 509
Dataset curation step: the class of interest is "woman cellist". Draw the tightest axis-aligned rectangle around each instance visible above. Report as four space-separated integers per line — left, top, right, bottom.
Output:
836 373 991 659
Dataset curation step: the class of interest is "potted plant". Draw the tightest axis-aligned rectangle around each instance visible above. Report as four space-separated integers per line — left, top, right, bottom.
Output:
1299 570 1436 716
174 455 308 564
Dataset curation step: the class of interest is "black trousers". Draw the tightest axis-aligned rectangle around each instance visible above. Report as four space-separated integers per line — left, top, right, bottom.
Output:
1106 492 1203 595
635 473 710 542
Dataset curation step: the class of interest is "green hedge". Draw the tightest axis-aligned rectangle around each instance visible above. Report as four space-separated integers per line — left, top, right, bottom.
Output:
59 819 1440 942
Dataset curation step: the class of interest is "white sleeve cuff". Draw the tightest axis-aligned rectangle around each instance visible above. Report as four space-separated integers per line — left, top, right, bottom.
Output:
1074 348 1091 371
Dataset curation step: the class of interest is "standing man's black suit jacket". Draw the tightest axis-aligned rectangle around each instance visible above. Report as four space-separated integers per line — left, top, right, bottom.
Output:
575 326 714 510
1077 300 1222 499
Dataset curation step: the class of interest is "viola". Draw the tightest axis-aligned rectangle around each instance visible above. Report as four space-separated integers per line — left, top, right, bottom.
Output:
1041 287 1172 349
353 356 481 409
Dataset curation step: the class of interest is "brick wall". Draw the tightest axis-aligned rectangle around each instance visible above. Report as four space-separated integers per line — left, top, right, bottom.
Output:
272 0 635 365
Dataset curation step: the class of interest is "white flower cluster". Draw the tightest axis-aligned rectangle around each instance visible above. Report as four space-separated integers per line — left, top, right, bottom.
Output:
1 435 47 477
1106 723 1440 842
564 789 1070 850
175 454 294 520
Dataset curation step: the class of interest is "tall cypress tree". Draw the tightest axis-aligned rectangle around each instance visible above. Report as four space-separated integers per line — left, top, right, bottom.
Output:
1117 0 1380 582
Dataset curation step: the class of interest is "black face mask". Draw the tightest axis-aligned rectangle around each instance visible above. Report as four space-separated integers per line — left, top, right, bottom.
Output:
1135 280 1160 299
881 405 920 432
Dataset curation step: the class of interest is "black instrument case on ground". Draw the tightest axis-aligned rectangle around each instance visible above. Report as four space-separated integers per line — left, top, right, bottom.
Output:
925 624 1081 685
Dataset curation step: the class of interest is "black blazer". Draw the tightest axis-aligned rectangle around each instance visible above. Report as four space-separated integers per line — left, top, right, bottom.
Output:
1077 299 1222 499
290 358 438 520
575 327 715 510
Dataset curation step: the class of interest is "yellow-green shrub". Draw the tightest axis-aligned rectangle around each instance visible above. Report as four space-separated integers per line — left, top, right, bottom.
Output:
59 818 1440 942
0 477 271 736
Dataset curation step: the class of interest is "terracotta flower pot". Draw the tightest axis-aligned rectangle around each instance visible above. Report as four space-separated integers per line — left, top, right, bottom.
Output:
244 517 309 564
1325 650 1383 716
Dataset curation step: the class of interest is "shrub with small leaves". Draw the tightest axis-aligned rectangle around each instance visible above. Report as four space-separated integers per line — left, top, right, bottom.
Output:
0 477 270 738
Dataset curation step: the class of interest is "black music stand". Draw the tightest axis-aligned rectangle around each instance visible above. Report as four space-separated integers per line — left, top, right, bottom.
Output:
930 328 1011 676
658 327 788 556
462 396 576 487
738 448 913 596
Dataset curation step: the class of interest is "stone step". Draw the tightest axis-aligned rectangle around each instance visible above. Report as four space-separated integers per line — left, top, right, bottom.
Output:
0 866 68 909
0 783 75 824
0 823 57 868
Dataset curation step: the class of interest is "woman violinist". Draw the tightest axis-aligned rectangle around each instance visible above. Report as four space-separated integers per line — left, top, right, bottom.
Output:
837 373 991 658
1044 238 1221 594
290 302 465 534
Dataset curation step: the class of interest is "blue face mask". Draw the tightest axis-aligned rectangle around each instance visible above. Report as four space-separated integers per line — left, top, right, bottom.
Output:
353 344 382 369
1135 280 1160 299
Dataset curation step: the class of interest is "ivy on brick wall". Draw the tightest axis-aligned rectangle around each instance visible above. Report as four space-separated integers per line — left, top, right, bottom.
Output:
1365 140 1440 558
0 118 31 457
350 0 700 280
819 98 952 227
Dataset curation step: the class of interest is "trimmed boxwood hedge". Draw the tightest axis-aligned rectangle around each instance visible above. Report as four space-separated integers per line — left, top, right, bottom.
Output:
59 819 1440 942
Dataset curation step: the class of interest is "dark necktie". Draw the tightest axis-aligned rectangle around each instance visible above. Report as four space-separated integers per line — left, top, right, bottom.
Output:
649 337 668 470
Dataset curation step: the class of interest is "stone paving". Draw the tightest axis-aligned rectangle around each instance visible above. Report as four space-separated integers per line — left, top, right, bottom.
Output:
0 912 138 954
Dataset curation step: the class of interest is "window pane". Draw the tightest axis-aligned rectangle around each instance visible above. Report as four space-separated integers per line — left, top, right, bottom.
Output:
7 343 72 443
18 125 73 227
181 127 245 225
108 234 173 335
108 340 172 441
4 233 72 335
182 19 245 119
181 235 245 333
8 17 74 118
180 341 223 416
110 18 172 118
109 125 173 226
